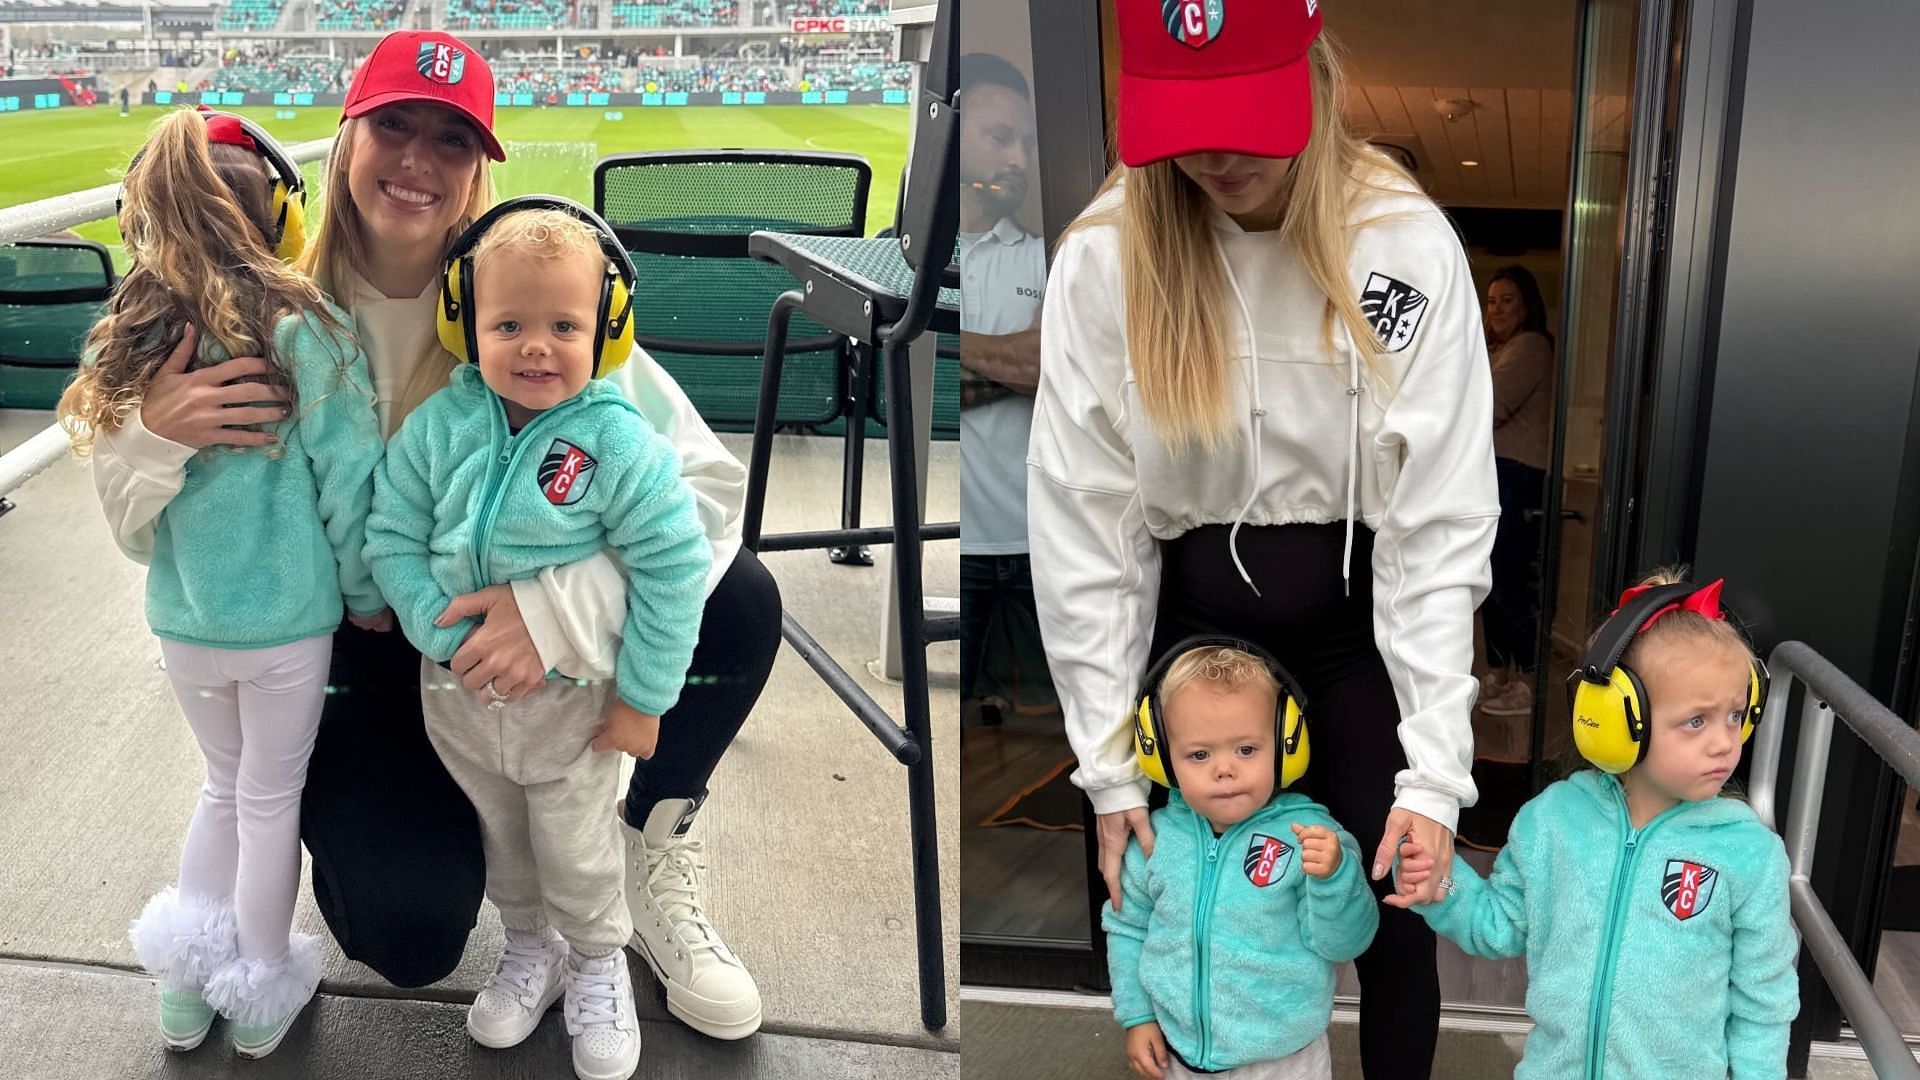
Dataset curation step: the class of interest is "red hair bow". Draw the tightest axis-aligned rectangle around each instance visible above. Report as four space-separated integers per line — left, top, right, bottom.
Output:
1614 578 1725 632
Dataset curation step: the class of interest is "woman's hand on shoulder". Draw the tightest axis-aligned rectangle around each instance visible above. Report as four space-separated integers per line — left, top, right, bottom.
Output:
140 325 291 449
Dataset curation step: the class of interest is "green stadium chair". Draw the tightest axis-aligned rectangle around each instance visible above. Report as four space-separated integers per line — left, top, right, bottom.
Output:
0 238 114 411
593 148 883 564
739 0 957 1032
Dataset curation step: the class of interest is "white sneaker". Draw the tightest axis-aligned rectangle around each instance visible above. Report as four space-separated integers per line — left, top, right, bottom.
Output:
564 950 641 1080
467 926 568 1049
622 797 763 1040
1482 679 1535 716
1477 670 1509 700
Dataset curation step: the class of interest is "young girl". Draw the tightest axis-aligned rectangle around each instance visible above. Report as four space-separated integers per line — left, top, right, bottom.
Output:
58 108 387 1058
1392 571 1799 1078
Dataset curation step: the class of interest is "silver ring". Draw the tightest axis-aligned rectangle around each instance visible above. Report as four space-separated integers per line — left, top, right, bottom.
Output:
485 679 510 705
1437 875 1455 892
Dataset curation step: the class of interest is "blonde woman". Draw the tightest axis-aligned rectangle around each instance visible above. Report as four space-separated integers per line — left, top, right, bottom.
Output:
84 29 776 1044
1028 4 1498 1075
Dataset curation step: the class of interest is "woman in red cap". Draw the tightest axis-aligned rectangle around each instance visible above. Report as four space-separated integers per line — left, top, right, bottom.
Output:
85 28 778 1068
1029 5 1498 1076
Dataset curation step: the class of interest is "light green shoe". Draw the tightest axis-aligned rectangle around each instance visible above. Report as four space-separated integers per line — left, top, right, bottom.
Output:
229 1007 303 1060
159 988 215 1052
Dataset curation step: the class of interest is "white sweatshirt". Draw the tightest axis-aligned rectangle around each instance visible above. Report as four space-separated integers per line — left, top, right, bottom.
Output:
88 266 746 680
1027 179 1499 831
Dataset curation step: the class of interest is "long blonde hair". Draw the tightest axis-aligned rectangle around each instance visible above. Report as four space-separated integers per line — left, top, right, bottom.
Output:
298 114 497 425
1063 33 1421 456
58 109 338 456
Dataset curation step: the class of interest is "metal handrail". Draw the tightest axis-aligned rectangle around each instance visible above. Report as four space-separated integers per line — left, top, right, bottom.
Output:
1748 640 1920 1079
0 136 335 501
0 136 333 247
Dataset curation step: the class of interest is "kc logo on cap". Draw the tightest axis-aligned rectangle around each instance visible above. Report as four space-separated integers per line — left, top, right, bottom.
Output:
417 42 466 86
1164 0 1225 49
1117 0 1324 166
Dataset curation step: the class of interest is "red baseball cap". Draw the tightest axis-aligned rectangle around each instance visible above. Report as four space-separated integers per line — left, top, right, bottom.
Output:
343 30 505 161
1117 0 1323 167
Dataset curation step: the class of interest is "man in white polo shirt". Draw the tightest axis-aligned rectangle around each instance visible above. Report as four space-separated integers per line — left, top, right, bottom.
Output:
959 52 1050 723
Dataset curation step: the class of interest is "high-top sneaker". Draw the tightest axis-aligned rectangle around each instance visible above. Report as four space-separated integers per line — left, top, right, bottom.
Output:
621 797 762 1039
564 949 641 1080
467 926 568 1048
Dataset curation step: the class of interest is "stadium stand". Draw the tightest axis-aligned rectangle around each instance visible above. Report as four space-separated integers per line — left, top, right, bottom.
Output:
216 0 288 31
443 0 587 31
609 0 738 29
207 51 345 93
316 0 407 31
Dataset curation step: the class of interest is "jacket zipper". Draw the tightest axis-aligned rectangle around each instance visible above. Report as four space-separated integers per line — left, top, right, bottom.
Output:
1185 802 1286 1071
1192 815 1223 1071
468 392 584 588
1583 786 1681 1079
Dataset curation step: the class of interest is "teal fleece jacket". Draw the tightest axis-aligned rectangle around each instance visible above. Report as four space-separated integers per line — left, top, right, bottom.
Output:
146 304 383 648
1413 769 1797 1079
364 363 710 716
1103 791 1379 1071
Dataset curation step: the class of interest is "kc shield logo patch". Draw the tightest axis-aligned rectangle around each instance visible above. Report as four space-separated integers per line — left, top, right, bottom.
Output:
1162 0 1225 48
538 440 597 506
1244 833 1294 887
417 42 466 85
1361 273 1430 353
1661 859 1719 920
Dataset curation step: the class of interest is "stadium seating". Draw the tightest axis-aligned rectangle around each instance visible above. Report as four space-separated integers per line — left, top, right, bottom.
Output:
781 0 886 15
316 0 407 31
610 0 737 29
799 60 913 92
207 54 343 94
217 0 289 31
444 0 585 30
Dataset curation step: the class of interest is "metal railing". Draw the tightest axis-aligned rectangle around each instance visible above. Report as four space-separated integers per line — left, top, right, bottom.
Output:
0 136 334 504
1748 640 1920 1079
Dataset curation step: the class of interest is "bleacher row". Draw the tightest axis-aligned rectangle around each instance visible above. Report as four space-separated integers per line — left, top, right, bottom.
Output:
199 0 880 31
186 50 907 96
207 54 344 95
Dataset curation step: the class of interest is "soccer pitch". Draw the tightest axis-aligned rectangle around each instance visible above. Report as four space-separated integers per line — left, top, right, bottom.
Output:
0 103 910 267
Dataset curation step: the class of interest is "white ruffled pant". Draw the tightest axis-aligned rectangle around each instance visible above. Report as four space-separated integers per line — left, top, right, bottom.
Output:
129 635 330 1025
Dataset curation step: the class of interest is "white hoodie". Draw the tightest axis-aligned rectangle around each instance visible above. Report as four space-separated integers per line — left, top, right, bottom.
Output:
1026 178 1499 831
86 266 745 679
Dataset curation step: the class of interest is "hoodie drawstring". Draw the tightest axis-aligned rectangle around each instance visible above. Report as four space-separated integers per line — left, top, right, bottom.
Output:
1218 247 1366 599
1217 248 1263 598
1342 322 1361 598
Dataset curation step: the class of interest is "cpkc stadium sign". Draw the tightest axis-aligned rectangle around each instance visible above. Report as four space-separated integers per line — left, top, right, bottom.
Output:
789 15 892 32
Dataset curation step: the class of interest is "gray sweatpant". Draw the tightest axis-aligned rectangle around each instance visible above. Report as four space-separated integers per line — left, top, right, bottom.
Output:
420 658 633 953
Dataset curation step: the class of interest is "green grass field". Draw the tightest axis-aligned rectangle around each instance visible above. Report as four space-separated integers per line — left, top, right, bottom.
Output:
0 103 910 268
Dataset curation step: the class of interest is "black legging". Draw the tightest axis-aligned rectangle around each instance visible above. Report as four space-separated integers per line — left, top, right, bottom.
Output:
1485 457 1546 673
1151 523 1441 1079
300 547 782 988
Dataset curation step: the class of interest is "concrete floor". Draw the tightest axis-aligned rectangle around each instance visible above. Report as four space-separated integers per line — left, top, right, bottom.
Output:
958 996 1900 1080
0 410 960 1077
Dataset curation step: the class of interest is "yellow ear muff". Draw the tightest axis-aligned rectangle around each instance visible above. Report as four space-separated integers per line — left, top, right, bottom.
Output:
1279 697 1309 790
273 183 306 263
436 258 471 363
1572 665 1649 775
1133 694 1172 789
596 273 635 378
